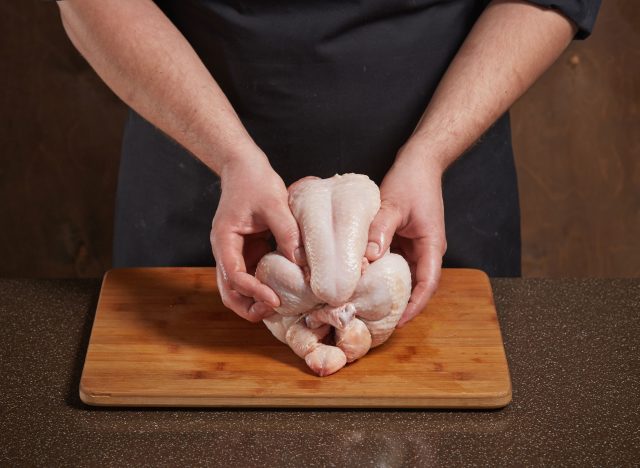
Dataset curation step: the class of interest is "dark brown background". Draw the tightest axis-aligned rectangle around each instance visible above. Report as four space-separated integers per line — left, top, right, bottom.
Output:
1 1 638 278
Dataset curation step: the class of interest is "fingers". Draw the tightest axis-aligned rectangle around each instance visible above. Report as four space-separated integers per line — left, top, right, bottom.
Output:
397 238 444 327
212 228 276 321
250 301 276 319
365 200 403 261
215 271 276 322
215 266 263 322
262 202 302 265
211 225 246 284
230 272 279 308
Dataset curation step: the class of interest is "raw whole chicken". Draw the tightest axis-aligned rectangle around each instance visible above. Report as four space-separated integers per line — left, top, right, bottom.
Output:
256 174 412 376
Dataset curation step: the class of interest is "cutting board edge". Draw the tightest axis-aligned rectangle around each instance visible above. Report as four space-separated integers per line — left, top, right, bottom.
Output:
80 391 512 410
79 381 512 409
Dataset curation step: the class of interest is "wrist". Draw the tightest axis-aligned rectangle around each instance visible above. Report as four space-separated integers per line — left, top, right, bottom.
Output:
394 140 448 178
207 142 270 180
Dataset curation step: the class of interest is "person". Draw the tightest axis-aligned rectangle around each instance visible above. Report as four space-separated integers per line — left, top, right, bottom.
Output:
58 0 600 325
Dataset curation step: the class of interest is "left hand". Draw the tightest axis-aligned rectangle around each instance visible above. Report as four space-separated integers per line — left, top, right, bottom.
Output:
365 147 447 327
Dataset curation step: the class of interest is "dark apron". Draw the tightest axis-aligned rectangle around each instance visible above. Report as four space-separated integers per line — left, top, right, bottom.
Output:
113 0 521 277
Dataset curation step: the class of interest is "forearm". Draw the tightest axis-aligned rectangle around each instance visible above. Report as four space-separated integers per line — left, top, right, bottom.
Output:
58 0 264 175
399 0 576 170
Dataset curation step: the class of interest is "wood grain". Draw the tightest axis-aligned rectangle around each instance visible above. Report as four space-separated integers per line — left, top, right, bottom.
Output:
79 267 512 408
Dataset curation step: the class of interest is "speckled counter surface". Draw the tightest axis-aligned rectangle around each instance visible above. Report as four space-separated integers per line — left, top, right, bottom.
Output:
1 278 638 467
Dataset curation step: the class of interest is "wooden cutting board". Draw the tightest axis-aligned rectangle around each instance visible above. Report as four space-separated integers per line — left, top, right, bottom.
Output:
80 267 511 408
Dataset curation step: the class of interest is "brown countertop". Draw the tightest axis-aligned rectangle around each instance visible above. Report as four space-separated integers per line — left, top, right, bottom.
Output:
1 277 638 466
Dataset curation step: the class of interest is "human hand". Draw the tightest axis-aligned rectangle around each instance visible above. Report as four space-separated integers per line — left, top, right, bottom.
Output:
365 148 447 327
210 155 302 322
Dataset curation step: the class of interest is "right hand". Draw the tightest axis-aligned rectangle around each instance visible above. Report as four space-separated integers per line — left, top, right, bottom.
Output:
210 155 301 322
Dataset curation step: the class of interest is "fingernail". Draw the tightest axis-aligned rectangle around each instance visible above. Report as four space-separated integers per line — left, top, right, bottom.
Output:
366 242 380 257
294 247 306 265
250 302 272 319
267 295 280 308
259 287 280 308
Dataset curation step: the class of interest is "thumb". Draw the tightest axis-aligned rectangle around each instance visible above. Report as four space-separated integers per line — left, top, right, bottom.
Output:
263 202 302 264
365 200 403 261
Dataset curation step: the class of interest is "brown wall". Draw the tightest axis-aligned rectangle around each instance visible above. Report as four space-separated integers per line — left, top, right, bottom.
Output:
1 1 638 278
512 1 640 277
1 1 127 277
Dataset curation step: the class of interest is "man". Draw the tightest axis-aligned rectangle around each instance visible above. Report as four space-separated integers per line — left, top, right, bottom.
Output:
58 0 599 324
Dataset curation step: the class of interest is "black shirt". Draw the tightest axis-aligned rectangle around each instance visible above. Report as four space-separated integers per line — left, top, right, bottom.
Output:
113 0 600 276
